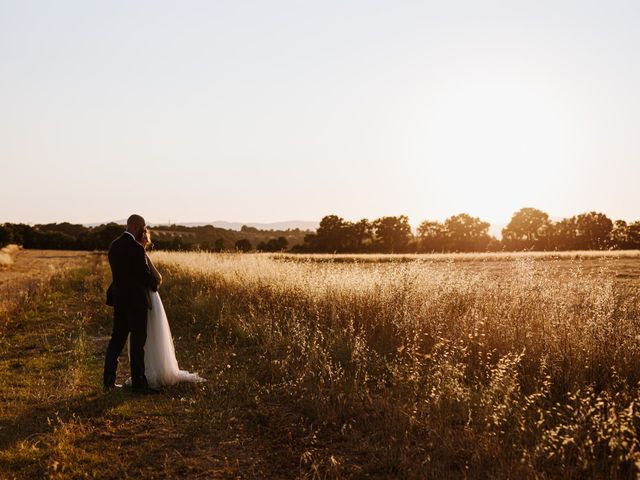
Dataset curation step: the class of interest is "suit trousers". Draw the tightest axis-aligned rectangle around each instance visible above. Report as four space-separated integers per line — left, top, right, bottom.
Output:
103 304 148 389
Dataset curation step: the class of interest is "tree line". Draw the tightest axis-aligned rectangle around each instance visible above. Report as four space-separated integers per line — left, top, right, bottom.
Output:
292 208 640 253
0 222 295 252
2 208 639 253
0 222 125 251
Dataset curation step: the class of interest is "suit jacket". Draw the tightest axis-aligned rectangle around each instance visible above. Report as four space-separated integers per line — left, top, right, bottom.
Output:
105 232 158 310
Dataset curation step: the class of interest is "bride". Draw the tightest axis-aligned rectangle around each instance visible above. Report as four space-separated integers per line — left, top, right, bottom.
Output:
125 228 206 389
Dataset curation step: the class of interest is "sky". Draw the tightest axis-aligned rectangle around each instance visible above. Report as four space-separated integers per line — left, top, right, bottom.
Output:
1 0 639 227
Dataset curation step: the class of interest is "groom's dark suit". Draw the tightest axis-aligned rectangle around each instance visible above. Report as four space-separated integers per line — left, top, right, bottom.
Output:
103 231 158 390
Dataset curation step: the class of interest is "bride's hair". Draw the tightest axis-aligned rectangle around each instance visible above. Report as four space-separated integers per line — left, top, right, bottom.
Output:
140 227 152 249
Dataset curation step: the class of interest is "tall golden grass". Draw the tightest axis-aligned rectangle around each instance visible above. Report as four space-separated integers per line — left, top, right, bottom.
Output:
151 250 640 478
273 249 640 263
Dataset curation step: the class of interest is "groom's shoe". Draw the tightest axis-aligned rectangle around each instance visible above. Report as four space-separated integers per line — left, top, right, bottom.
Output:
103 382 123 391
132 385 161 395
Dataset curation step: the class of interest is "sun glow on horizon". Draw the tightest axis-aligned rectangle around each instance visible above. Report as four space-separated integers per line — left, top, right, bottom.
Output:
407 71 582 224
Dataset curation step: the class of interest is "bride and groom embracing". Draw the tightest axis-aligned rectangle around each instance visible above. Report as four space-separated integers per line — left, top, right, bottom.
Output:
103 214 205 395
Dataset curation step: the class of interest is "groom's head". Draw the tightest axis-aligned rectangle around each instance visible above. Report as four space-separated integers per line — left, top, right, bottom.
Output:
126 214 146 241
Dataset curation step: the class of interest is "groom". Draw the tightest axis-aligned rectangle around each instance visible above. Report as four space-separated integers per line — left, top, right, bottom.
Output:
103 214 160 395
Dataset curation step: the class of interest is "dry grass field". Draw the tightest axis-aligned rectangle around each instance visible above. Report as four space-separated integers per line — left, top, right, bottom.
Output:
0 249 96 331
150 250 640 478
1 250 640 478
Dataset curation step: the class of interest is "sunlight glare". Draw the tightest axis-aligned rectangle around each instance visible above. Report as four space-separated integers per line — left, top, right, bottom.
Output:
417 74 578 222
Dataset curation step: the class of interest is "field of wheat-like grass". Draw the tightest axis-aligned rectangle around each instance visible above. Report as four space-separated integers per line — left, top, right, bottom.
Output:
147 250 640 478
274 249 640 263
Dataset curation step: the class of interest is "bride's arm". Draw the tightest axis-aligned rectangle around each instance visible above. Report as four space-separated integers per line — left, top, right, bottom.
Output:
146 254 163 287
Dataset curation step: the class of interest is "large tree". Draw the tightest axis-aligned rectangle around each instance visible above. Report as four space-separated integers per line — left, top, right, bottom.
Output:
549 217 577 250
502 208 551 251
315 215 350 252
344 219 374 252
372 216 413 253
609 220 630 249
607 220 640 250
444 213 491 252
574 212 613 250
417 220 447 252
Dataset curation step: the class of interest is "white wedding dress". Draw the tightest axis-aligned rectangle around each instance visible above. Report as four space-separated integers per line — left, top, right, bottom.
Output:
125 289 206 388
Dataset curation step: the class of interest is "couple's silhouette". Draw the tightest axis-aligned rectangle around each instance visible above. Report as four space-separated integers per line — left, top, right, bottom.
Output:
102 214 204 394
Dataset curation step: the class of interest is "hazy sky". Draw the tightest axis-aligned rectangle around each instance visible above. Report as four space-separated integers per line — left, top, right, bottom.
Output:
1 0 639 226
